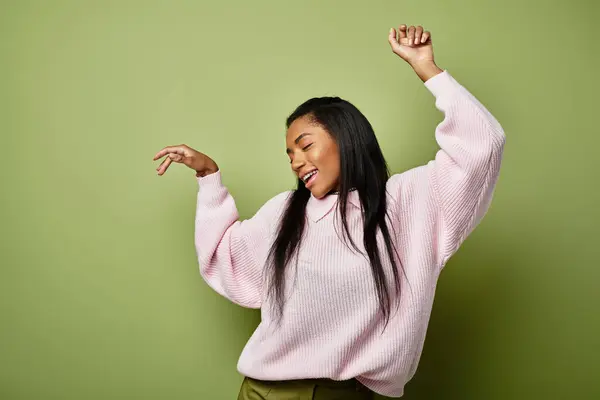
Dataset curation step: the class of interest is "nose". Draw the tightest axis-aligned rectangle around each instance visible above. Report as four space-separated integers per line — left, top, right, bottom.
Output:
290 153 305 174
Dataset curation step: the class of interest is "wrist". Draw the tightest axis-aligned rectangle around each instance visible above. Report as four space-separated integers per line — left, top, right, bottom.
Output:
411 61 443 82
196 164 219 178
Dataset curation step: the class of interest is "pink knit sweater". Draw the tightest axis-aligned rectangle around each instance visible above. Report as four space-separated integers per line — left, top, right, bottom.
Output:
194 70 506 397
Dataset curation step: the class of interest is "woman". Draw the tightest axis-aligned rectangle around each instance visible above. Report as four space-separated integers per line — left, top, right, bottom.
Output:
153 24 506 399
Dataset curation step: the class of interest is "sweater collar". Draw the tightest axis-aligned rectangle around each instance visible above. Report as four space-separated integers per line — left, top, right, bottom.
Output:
306 190 361 223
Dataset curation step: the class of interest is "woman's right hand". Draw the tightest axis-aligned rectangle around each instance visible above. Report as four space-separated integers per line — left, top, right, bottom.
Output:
153 144 219 177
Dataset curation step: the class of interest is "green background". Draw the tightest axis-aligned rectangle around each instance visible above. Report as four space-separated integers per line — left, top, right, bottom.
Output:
1 0 598 399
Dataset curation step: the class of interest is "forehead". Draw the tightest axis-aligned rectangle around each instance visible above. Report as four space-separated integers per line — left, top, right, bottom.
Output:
286 116 326 143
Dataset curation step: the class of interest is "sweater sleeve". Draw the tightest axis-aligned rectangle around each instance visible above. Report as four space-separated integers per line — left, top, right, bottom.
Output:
388 70 506 267
194 170 291 308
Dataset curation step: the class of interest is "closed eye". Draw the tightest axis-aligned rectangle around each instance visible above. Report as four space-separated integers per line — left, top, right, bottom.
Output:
288 143 313 163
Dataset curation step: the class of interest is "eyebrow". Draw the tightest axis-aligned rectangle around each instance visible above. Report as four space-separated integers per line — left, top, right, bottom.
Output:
286 133 311 154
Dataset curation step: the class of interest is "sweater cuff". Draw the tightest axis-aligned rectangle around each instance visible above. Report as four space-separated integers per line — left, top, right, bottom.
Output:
423 69 461 99
196 169 224 188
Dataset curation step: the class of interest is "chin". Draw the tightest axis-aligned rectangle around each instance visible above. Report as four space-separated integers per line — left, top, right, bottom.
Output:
309 185 331 199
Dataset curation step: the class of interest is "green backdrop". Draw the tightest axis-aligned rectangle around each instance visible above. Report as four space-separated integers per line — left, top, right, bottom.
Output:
1 0 598 399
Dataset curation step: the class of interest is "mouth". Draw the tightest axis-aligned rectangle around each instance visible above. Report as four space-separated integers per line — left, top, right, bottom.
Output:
301 169 319 188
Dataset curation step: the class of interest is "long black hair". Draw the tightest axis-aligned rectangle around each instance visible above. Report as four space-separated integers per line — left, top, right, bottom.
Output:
265 96 404 330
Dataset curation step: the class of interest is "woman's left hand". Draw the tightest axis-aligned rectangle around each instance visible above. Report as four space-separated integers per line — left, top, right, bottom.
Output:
388 24 434 67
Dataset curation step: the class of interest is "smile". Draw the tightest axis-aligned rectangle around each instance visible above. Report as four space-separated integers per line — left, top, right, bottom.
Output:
303 170 318 188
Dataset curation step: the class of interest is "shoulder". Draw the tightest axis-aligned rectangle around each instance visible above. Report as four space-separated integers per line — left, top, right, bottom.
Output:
255 190 294 219
265 190 294 207
387 163 432 196
386 162 436 212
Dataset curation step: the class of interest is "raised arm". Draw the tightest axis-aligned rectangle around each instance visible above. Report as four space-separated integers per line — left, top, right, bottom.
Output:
427 70 506 264
387 68 506 267
386 25 506 267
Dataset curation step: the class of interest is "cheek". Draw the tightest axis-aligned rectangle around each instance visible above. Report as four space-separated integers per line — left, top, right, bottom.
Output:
320 145 340 170
312 149 339 184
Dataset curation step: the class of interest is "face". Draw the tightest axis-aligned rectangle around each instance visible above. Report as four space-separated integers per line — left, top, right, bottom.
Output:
286 115 341 199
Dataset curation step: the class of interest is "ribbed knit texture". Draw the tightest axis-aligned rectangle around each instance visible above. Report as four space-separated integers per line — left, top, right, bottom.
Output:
194 70 506 398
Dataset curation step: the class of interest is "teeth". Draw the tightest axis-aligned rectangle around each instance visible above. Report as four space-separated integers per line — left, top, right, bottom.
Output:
302 170 317 182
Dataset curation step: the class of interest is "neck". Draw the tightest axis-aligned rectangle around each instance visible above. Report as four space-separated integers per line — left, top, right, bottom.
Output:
327 187 357 196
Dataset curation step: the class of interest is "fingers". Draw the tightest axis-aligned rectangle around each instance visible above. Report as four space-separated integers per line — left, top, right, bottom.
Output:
414 26 423 44
152 144 187 161
407 26 415 45
397 24 407 40
168 153 184 163
388 27 398 45
396 25 429 46
408 25 422 46
156 156 172 176
388 27 401 51
154 150 186 176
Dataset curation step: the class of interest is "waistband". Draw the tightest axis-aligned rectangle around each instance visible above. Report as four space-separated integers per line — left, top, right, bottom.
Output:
245 376 368 390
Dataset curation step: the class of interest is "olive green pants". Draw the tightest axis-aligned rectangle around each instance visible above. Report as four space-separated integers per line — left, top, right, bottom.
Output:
237 376 375 400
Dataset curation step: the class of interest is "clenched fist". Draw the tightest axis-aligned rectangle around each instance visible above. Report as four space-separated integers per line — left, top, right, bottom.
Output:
388 24 434 67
